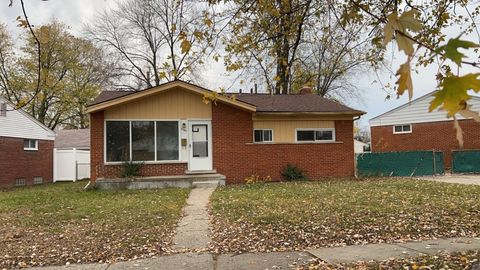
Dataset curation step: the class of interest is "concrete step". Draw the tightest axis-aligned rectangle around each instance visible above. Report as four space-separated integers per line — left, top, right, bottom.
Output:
192 180 222 188
185 169 217 175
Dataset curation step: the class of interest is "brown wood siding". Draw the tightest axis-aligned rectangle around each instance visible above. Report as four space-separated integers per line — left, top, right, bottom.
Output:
104 87 212 119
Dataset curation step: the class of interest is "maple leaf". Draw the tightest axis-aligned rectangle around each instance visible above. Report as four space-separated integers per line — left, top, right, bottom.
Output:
395 61 413 99
436 37 479 66
429 73 480 116
180 39 192 54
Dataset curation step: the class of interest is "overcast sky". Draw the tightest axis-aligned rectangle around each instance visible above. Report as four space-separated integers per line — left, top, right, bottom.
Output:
1 1 478 128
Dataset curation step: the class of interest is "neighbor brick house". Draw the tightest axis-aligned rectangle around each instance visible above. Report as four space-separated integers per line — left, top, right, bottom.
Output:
0 97 56 188
370 91 480 168
87 80 364 184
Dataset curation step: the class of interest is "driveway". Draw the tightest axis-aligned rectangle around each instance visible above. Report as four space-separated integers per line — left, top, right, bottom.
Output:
419 174 480 185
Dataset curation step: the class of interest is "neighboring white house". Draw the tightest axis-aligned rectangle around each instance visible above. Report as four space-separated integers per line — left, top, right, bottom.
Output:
354 139 368 153
0 96 56 188
53 129 90 181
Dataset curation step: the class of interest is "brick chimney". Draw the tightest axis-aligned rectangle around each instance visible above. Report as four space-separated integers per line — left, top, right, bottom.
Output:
299 86 313 95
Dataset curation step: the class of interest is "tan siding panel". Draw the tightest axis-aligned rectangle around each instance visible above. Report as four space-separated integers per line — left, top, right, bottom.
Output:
254 120 334 143
104 88 211 119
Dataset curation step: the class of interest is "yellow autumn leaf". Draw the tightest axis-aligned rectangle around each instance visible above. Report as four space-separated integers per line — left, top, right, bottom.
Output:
395 60 413 99
180 39 191 54
429 73 480 116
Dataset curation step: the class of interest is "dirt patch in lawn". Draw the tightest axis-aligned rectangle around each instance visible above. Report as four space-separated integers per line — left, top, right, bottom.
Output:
209 179 480 253
0 182 190 269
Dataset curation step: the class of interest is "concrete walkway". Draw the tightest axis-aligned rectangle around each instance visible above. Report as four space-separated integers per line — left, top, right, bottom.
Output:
28 237 480 269
419 174 480 185
173 187 215 251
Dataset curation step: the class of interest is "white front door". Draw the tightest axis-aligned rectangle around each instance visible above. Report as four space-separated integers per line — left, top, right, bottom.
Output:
188 120 212 171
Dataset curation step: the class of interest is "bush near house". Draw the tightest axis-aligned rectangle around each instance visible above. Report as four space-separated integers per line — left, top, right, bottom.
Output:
209 179 480 253
0 181 190 268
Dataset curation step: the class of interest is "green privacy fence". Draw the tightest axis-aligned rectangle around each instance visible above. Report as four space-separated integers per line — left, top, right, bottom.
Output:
356 151 444 177
452 150 480 174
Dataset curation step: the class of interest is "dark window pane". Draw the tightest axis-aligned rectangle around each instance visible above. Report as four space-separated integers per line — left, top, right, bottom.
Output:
403 125 411 132
106 121 130 162
394 125 403 132
192 124 208 157
132 121 155 161
297 130 315 141
23 139 29 149
254 130 263 142
315 130 333 141
157 121 179 160
263 130 272 141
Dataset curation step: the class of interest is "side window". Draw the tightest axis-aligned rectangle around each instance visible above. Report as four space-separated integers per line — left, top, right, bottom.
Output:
393 124 412 134
254 129 273 143
296 129 335 142
24 139 38 151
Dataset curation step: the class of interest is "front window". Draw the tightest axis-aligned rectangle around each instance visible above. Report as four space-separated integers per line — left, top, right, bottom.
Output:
254 129 273 143
106 121 130 162
106 120 179 163
296 129 335 142
132 121 155 161
157 121 179 160
393 124 412 134
23 139 38 151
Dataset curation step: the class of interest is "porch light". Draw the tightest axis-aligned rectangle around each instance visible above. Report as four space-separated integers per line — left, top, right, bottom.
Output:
182 122 187 131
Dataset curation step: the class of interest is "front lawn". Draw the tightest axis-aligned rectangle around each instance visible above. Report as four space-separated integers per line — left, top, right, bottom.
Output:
209 179 480 253
0 181 190 268
299 249 480 269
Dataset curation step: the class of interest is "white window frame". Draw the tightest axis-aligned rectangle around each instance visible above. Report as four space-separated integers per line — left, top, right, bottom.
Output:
24 139 38 151
104 119 182 164
253 129 274 143
393 124 412 134
295 128 336 143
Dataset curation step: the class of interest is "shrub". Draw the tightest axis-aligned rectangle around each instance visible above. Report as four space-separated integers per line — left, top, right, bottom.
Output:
121 161 143 178
244 174 272 185
281 164 307 181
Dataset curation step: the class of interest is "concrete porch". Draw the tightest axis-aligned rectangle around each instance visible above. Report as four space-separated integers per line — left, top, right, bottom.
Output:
94 173 225 190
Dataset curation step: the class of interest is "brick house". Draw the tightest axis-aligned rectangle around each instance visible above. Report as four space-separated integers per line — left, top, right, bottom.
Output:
87 80 364 185
370 91 480 168
0 97 56 188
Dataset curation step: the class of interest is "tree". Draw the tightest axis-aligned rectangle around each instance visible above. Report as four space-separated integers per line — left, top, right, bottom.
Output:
291 6 377 100
86 0 216 90
0 22 112 129
218 0 313 94
336 0 480 145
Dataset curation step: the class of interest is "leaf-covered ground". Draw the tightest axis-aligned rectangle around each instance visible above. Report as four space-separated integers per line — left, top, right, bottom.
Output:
0 181 190 269
298 249 480 269
209 179 480 253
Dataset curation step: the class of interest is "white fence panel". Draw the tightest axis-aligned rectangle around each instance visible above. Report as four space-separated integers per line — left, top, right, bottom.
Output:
54 148 90 182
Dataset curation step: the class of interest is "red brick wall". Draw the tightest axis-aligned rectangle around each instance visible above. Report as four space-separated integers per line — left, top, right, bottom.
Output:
0 136 53 188
371 119 480 168
212 102 356 184
89 111 187 181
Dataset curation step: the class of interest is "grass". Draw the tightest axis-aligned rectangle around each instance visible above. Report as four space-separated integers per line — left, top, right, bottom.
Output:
210 178 480 253
0 181 190 268
299 250 480 269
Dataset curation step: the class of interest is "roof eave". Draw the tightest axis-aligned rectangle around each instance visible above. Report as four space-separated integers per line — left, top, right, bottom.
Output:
255 111 365 116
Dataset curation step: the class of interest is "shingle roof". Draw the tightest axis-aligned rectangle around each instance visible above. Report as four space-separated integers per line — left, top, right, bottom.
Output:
54 129 90 149
235 94 363 113
90 90 134 106
88 81 364 115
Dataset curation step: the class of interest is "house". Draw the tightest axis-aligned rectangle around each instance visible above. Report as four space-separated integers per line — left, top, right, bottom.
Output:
87 80 364 185
370 91 480 167
354 139 368 153
0 97 56 188
54 129 90 181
